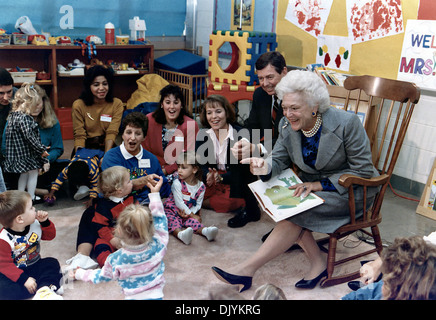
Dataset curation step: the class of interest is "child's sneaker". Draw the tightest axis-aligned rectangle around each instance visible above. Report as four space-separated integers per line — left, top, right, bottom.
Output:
202 226 218 241
33 286 63 300
74 185 90 200
177 227 193 245
65 253 98 270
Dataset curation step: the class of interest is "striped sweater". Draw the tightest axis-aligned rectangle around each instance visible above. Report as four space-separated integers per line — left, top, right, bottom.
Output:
75 193 168 300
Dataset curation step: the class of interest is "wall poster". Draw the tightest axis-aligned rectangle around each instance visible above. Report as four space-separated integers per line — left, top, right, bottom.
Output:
231 0 255 31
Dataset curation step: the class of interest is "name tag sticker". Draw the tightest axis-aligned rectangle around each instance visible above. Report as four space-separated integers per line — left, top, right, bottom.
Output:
174 136 184 142
139 159 151 168
100 114 112 122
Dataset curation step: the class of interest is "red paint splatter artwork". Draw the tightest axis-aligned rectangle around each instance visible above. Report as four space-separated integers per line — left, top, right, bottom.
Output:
285 0 333 37
348 0 403 43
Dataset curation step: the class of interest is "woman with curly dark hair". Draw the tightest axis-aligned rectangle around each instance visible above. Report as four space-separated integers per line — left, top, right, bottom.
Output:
72 65 124 153
143 84 199 176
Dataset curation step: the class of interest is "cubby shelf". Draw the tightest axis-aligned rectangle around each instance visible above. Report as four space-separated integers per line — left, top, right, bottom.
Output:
0 44 154 108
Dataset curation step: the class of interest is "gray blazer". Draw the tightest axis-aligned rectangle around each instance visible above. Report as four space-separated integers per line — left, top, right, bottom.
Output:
268 107 379 199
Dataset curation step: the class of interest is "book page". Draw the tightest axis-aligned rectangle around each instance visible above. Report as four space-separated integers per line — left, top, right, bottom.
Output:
248 168 324 222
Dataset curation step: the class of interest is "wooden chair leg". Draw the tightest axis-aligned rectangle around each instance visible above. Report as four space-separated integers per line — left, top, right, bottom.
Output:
320 234 361 287
371 225 383 254
326 235 337 280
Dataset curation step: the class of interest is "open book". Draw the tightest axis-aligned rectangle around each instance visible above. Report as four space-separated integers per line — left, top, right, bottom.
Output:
248 168 325 222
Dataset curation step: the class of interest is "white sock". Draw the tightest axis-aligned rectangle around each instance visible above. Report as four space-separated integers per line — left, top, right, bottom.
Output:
202 226 218 241
177 227 193 245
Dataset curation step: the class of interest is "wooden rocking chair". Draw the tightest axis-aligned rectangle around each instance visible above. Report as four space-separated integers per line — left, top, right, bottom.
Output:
319 75 421 287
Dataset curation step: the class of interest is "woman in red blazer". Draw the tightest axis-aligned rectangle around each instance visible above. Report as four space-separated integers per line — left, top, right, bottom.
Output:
142 84 199 175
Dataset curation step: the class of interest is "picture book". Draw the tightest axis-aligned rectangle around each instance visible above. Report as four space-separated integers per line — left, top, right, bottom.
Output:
248 168 325 222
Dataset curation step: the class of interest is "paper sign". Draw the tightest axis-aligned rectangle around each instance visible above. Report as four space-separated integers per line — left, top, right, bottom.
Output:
397 19 436 91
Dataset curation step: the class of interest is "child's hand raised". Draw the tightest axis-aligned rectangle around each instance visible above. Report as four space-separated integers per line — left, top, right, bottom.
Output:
146 176 163 193
36 210 48 222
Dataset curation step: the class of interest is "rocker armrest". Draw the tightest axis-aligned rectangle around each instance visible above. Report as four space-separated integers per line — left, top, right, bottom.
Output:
338 173 390 188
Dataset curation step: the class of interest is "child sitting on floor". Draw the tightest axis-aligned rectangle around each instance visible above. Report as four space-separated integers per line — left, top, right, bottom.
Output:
73 176 168 300
0 190 63 300
164 151 218 245
342 235 436 300
92 165 134 267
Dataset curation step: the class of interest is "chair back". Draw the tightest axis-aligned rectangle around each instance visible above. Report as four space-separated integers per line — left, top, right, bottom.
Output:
342 75 420 219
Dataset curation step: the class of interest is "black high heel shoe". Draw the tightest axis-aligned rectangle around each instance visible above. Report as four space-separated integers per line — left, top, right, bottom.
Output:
211 266 252 292
295 269 328 289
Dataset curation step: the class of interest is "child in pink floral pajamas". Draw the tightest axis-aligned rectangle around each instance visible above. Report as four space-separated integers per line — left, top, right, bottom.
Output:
164 151 218 245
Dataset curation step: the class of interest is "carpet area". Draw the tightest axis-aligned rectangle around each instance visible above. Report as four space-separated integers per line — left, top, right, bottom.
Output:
39 203 379 300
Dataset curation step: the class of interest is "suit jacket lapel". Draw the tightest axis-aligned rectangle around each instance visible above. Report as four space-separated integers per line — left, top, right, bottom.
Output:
286 108 343 172
315 109 342 170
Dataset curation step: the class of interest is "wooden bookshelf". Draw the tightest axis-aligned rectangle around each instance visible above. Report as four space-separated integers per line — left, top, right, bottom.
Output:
0 44 154 108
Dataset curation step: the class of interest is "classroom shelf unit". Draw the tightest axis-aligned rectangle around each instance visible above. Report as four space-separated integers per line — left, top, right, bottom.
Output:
0 44 154 109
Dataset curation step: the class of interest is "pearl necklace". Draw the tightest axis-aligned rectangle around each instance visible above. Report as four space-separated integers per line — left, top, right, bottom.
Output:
301 113 322 138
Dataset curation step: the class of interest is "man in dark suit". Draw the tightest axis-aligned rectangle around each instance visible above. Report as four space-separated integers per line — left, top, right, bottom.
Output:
230 52 288 228
233 51 288 160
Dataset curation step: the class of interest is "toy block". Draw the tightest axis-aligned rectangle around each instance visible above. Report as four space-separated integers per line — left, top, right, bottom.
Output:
207 78 257 104
208 30 277 86
209 30 252 85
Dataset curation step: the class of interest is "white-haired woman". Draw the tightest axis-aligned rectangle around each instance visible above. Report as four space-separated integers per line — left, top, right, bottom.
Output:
212 70 379 291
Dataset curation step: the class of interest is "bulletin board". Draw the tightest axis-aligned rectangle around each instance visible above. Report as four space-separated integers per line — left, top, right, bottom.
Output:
275 0 420 80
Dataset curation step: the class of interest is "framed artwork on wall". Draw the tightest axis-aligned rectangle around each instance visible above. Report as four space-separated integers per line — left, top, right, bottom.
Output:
417 158 436 221
231 0 255 31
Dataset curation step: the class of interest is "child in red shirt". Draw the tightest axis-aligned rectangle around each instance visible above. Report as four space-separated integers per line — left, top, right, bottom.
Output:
0 190 62 300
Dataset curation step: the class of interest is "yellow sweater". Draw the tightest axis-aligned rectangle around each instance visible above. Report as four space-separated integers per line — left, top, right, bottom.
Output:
72 98 124 149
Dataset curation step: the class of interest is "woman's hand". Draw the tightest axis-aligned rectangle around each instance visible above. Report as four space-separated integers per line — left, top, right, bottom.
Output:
206 168 220 186
133 174 160 190
231 138 255 160
146 176 163 193
289 182 322 198
240 157 269 176
360 258 382 285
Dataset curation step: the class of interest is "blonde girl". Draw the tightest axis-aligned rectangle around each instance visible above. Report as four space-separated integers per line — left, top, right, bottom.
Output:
3 83 49 202
74 176 169 300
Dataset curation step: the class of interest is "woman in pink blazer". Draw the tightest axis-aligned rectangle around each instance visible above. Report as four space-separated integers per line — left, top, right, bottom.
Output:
143 85 199 175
